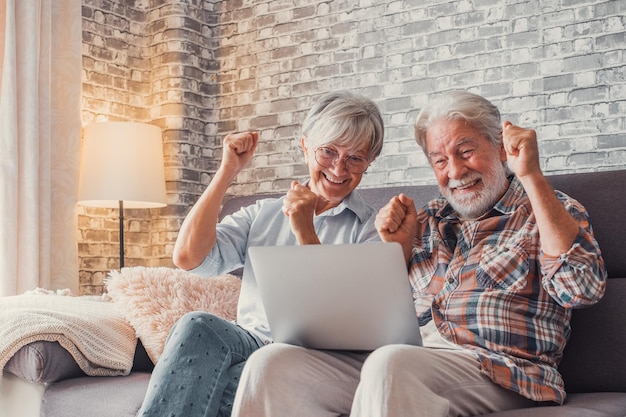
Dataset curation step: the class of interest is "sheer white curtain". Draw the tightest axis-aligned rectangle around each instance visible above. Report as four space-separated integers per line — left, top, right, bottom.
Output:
0 0 82 296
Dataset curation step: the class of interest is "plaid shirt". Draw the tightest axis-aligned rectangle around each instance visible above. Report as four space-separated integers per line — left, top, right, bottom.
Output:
410 176 607 404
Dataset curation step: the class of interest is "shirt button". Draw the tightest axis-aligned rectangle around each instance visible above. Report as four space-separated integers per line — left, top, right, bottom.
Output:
447 277 454 284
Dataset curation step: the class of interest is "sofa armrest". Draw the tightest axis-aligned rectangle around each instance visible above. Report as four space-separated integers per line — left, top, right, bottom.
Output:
4 339 154 385
4 341 85 384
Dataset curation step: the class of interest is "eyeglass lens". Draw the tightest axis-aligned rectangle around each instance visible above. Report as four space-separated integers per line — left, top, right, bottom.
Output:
314 147 369 174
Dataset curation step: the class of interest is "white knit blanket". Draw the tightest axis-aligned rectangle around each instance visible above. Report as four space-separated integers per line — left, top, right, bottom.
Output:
0 291 137 377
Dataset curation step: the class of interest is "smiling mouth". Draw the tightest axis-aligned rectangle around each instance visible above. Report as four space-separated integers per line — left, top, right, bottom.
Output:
323 172 348 184
452 178 480 191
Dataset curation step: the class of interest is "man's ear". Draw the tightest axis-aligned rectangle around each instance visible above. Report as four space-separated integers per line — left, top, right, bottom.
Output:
498 140 507 162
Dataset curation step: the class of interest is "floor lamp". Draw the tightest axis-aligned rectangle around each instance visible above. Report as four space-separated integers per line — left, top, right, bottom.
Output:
77 122 167 269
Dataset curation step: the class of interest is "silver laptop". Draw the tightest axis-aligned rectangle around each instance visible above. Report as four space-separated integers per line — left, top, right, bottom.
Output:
248 242 422 351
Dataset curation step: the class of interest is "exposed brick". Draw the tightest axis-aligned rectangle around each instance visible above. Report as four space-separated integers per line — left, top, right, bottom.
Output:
598 134 626 149
569 86 610 103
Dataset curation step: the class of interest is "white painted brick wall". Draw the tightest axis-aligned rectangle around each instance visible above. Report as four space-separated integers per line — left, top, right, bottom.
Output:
210 0 626 192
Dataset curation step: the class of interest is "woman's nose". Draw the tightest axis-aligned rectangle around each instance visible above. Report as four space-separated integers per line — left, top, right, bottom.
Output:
330 158 350 174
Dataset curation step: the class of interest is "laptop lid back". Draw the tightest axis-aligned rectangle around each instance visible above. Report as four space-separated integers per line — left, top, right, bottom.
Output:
249 242 422 351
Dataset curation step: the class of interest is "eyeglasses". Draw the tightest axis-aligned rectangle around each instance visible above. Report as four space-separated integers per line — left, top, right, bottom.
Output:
314 147 370 174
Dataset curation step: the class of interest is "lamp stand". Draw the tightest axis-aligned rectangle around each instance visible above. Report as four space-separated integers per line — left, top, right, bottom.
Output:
119 200 124 269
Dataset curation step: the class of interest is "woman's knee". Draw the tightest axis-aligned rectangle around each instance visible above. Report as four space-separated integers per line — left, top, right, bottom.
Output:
170 311 227 336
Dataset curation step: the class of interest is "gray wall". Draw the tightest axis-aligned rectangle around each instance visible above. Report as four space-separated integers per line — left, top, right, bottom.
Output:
213 0 626 193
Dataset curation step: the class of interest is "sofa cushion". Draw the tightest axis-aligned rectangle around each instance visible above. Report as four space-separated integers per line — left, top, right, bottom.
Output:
4 341 85 384
40 372 151 417
481 392 626 416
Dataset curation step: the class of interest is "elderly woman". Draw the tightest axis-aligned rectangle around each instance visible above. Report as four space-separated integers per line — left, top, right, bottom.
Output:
137 90 385 417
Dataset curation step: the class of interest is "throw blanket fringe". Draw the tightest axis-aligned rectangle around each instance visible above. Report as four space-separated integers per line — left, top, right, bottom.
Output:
0 291 137 377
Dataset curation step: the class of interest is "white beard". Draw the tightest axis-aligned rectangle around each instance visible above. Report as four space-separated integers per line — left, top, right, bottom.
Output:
442 162 509 220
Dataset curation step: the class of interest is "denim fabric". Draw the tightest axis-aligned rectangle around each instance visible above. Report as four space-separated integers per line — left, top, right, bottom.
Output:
138 312 263 417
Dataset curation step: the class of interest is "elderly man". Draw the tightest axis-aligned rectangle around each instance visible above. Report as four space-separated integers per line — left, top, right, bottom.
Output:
231 90 607 417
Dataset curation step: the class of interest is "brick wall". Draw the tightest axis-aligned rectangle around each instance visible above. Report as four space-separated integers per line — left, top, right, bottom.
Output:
79 0 626 294
80 0 220 293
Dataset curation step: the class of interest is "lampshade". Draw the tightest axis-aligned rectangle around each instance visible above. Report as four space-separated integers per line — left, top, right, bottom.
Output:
78 122 167 208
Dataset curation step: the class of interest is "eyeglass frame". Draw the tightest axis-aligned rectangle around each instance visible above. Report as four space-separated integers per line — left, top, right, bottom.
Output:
313 146 371 174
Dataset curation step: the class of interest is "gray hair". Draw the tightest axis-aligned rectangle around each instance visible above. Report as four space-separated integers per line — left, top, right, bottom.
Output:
301 91 384 161
414 90 502 156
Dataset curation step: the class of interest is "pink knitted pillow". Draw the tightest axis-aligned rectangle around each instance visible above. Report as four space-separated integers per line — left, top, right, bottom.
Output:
106 266 241 364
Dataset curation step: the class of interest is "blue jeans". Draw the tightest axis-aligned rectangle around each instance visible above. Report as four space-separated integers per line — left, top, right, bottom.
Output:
138 311 263 417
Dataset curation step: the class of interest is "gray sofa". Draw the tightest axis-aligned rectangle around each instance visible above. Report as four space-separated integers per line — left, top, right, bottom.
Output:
2 169 626 417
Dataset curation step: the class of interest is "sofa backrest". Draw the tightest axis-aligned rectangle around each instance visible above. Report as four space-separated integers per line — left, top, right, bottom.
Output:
546 169 626 279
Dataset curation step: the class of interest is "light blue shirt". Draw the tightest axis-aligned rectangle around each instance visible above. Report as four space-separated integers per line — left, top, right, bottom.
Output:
190 189 380 343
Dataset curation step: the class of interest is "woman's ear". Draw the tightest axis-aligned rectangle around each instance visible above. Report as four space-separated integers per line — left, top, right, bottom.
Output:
300 136 309 163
